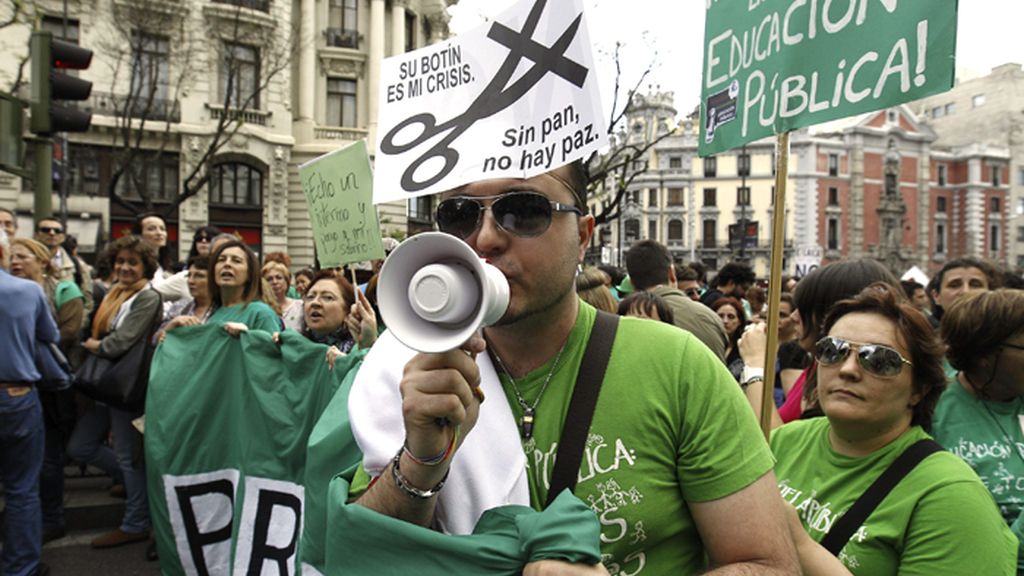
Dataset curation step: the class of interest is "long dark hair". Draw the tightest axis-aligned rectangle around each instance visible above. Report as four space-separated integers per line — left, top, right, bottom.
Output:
132 213 172 271
187 225 222 260
208 239 263 309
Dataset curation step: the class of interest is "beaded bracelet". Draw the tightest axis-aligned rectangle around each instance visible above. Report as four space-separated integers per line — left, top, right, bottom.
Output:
403 425 460 466
391 447 448 499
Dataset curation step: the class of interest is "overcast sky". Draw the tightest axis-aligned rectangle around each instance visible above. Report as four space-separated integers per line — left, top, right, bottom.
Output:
448 0 1024 120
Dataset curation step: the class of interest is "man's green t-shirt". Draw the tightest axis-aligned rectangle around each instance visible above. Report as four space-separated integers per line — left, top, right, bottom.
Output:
498 302 774 575
932 376 1024 572
771 418 1016 575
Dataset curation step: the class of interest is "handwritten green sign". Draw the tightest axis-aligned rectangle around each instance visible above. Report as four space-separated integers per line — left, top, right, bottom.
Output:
299 140 385 267
699 0 958 156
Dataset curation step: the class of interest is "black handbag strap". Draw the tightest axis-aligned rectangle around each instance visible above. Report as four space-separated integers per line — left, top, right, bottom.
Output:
545 311 619 507
820 438 943 555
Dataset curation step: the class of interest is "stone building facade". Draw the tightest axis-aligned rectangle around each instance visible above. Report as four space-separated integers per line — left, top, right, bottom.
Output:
0 0 453 266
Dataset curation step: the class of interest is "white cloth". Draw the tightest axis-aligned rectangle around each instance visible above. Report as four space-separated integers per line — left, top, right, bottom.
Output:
349 330 530 535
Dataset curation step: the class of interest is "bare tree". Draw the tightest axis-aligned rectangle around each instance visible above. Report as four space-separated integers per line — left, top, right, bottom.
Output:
3 0 34 93
584 42 675 226
97 0 299 216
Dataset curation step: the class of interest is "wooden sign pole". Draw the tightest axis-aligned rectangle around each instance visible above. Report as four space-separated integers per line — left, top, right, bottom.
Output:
759 131 790 438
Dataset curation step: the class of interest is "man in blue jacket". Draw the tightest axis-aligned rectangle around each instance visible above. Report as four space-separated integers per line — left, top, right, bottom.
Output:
0 228 60 576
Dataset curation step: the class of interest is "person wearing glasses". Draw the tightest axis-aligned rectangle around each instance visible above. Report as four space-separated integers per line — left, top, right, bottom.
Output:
349 161 799 574
676 265 703 301
932 289 1024 572
300 270 377 368
771 286 1016 575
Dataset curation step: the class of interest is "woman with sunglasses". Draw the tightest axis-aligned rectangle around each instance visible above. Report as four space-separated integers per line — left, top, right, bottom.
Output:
932 289 1024 572
771 286 1015 575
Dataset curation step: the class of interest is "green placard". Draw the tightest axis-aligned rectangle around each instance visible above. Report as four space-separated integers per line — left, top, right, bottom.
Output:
699 0 958 156
299 140 386 267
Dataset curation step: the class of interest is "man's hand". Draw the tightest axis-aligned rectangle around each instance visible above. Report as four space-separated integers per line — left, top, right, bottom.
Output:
523 560 610 575
400 333 485 463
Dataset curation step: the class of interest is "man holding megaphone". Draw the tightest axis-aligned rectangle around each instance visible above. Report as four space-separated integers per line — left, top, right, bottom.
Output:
349 160 799 575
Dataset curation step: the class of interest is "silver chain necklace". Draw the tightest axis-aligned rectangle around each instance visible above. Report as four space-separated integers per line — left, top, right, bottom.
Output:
488 336 570 440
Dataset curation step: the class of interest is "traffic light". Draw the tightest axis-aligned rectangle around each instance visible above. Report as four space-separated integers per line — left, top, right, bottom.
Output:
30 30 93 135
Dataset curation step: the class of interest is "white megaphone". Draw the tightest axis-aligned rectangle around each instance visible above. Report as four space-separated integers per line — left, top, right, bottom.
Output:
377 232 510 353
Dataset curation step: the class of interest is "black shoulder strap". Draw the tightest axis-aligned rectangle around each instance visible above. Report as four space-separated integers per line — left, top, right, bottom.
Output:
545 311 619 507
820 438 943 555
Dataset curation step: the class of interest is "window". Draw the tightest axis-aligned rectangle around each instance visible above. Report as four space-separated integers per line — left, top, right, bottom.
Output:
667 188 684 207
1019 168 1024 186
887 110 897 123
703 157 717 178
647 189 658 207
630 190 640 205
737 153 751 177
702 219 717 245
669 156 682 169
648 220 656 240
41 15 79 43
132 32 170 104
703 188 717 207
931 106 943 119
828 153 839 176
624 219 640 243
408 196 431 221
828 187 839 206
326 78 357 127
990 224 1000 253
973 94 986 108
115 153 179 203
992 166 1001 186
1019 198 1024 215
826 218 839 250
405 12 416 53
937 164 947 186
936 196 947 213
210 163 263 206
945 102 955 115
936 222 947 253
668 219 683 241
991 197 1001 213
736 186 750 206
327 0 359 48
222 43 259 109
1017 226 1024 243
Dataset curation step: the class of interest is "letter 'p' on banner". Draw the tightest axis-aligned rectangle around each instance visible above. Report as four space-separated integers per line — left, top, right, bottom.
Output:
373 0 608 204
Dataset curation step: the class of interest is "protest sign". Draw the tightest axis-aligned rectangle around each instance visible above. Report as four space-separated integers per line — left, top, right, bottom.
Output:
699 0 957 156
299 140 384 267
146 325 360 575
373 0 607 204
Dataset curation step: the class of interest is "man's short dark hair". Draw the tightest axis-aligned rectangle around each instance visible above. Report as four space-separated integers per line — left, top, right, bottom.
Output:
624 240 671 290
677 265 699 283
687 261 708 284
36 216 65 231
714 262 755 288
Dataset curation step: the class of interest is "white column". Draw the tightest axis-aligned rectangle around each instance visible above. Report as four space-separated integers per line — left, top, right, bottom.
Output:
300 0 316 120
368 0 386 144
390 0 407 56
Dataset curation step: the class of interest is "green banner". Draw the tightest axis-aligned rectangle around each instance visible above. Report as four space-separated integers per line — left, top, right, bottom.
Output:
699 0 958 156
145 324 358 575
299 139 385 268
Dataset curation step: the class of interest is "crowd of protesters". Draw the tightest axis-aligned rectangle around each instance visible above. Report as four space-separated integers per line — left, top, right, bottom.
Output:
3 192 1024 574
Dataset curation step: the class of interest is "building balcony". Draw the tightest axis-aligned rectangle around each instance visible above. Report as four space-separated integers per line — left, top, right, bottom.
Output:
213 0 270 12
207 104 271 126
313 125 368 141
324 27 361 49
87 91 181 123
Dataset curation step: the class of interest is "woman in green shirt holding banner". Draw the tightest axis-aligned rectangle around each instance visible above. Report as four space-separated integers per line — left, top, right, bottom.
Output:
771 286 1016 575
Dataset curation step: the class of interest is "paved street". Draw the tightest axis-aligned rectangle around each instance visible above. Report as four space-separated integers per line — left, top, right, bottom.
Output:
42 530 160 576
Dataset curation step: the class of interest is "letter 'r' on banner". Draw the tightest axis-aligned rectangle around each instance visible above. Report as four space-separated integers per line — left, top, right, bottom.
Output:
373 0 608 205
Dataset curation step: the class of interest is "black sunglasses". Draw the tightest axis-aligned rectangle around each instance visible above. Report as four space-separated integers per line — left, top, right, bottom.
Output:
815 336 912 377
436 192 581 240
38 226 63 234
